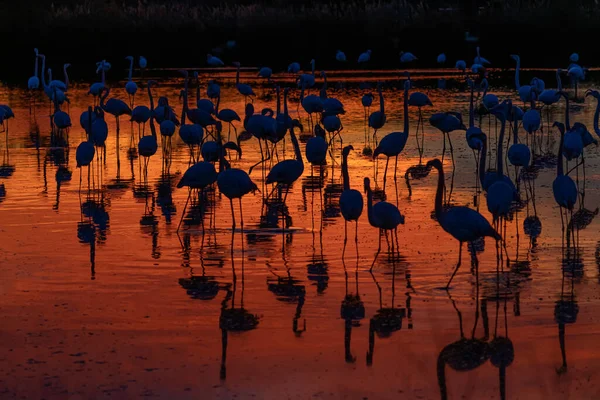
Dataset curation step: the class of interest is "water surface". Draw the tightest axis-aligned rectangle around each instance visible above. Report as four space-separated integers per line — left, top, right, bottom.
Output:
1 69 600 399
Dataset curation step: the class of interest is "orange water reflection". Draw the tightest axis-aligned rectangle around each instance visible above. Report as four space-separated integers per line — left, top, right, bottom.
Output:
0 70 599 398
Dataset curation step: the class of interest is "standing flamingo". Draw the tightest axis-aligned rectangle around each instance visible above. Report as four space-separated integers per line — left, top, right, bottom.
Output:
426 159 501 289
364 177 404 271
125 56 138 108
340 145 363 256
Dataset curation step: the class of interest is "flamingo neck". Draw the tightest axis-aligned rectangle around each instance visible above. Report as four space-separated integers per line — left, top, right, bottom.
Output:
320 73 328 100
311 61 315 76
469 83 475 128
40 57 46 87
557 127 565 176
433 164 444 223
513 118 519 144
479 136 488 186
379 87 384 114
276 87 281 115
594 98 600 137
366 184 375 227
514 57 521 90
482 81 488 98
497 116 506 175
564 95 570 130
290 127 302 164
128 59 133 81
342 153 350 191
236 65 240 85
148 85 156 139
403 83 409 134
215 91 221 114
64 66 69 90
196 79 200 104
101 66 105 84
283 90 289 118
556 70 562 91
34 55 38 78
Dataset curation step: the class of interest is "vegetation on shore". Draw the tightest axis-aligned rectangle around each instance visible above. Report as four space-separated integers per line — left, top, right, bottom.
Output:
2 0 597 82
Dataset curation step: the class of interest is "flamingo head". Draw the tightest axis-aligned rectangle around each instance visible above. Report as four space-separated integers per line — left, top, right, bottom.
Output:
585 89 600 99
291 119 303 132
147 80 158 88
34 48 38 55
342 145 354 156
178 69 188 78
553 121 565 133
224 141 242 158
64 63 71 69
510 54 519 62
245 103 254 117
125 56 133 61
425 158 442 170
194 71 199 80
363 177 371 193
232 61 240 67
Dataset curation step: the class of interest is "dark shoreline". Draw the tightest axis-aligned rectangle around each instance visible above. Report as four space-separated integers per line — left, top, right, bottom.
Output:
1 2 593 84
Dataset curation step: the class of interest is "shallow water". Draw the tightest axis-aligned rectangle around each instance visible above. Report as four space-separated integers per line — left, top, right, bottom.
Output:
1 69 600 399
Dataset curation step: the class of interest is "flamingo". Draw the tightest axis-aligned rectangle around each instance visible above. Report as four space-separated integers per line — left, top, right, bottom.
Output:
91 107 108 148
131 104 151 138
49 63 70 92
125 56 138 108
216 92 241 142
287 62 301 73
437 53 446 64
138 81 159 177
100 87 132 131
400 51 417 63
510 55 536 104
178 72 203 161
28 48 40 90
358 50 371 63
426 159 501 289
265 119 304 203
76 106 96 191
139 56 147 71
207 80 221 103
336 50 347 62
176 161 218 231
465 79 485 168
364 177 405 270
373 78 410 189
474 46 491 65
89 60 109 103
407 82 433 159
368 82 386 146
305 123 328 166
586 89 600 141
552 121 578 235
298 59 316 89
429 112 466 168
232 62 255 104
455 60 467 72
207 54 224 67
340 145 364 255
217 167 258 230
258 67 273 83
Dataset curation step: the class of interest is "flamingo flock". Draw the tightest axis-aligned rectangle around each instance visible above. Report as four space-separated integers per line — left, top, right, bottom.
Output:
12 46 600 292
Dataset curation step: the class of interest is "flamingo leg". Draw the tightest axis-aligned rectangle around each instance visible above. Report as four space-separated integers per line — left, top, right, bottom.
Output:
445 241 463 289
